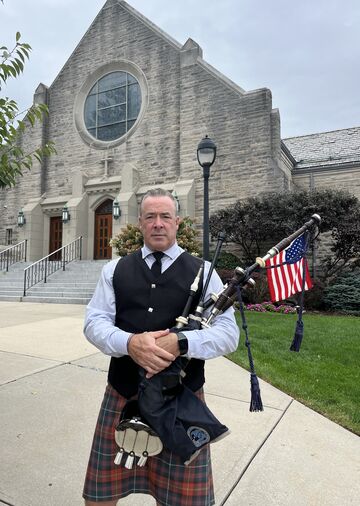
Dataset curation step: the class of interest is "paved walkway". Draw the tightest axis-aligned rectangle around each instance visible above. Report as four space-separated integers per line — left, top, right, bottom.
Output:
0 301 359 506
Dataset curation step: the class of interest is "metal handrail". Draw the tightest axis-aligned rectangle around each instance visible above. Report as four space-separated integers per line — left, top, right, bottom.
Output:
0 240 27 271
23 236 82 296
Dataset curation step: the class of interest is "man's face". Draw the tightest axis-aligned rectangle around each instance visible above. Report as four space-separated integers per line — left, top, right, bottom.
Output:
139 196 179 252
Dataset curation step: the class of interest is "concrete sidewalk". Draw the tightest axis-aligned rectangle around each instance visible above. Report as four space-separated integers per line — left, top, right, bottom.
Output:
0 301 359 506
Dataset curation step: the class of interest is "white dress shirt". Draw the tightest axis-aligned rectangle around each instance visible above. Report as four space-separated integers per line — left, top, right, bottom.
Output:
84 243 239 360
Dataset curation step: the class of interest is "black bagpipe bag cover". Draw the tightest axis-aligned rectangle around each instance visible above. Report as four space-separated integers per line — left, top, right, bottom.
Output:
137 357 228 463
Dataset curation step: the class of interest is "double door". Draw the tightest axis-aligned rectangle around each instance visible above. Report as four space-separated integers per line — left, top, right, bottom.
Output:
49 202 114 260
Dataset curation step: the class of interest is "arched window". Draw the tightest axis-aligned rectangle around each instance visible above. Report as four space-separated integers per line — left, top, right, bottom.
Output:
84 71 141 142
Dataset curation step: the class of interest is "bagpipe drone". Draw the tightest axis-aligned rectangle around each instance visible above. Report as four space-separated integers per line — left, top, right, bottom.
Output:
114 214 321 467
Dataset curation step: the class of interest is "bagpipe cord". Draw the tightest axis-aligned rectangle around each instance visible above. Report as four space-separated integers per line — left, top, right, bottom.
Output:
290 230 311 351
236 285 263 412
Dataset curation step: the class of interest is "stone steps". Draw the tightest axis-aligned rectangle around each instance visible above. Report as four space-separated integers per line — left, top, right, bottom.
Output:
0 295 22 302
26 285 96 293
22 296 90 305
0 259 110 304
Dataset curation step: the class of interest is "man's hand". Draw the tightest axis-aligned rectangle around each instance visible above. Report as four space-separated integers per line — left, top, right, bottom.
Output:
127 329 175 378
155 332 180 358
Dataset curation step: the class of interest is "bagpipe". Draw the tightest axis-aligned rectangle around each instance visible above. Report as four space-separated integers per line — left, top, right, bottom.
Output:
114 214 321 468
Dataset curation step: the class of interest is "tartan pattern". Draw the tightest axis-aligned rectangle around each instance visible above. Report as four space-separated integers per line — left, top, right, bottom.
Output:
83 383 215 505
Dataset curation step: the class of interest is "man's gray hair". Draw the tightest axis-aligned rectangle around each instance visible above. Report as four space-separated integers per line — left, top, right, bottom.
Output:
140 188 177 214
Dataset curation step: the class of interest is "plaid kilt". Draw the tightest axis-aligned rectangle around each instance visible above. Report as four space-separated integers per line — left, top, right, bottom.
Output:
83 383 215 505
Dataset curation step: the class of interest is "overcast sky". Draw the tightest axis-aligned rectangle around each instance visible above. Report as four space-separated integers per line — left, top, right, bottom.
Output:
1 0 359 139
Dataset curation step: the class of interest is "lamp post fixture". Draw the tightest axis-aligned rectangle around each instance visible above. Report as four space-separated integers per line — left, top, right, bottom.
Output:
172 190 180 213
62 205 70 223
17 209 26 227
197 135 217 260
112 198 121 219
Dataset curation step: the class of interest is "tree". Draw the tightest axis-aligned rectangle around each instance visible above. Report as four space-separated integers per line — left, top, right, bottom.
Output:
0 30 56 188
209 189 360 282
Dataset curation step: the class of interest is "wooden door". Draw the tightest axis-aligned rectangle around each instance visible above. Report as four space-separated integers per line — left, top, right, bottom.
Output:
94 199 113 260
49 216 63 260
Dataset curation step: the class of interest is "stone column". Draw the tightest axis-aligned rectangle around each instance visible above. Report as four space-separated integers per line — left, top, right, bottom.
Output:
17 198 44 261
62 172 89 258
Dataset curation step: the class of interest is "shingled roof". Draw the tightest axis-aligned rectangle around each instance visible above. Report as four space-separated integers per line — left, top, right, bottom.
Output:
282 126 360 169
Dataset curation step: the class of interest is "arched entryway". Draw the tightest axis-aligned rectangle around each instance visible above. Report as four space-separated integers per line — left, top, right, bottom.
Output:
94 199 113 260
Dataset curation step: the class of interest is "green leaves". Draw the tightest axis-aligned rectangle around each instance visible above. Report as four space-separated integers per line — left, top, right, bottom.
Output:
1 33 32 85
109 224 144 256
176 216 201 255
0 31 56 188
0 140 56 188
323 271 360 314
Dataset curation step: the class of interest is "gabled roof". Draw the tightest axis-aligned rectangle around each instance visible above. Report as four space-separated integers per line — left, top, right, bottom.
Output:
117 0 181 49
110 1 247 96
49 0 250 99
283 126 360 169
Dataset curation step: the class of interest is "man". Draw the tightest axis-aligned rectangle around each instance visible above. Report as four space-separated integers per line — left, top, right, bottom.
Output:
83 188 239 506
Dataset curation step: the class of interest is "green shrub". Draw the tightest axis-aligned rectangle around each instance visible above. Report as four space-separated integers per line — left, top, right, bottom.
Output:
242 272 270 304
176 217 201 255
304 278 326 310
211 251 241 270
216 268 234 284
323 271 360 315
109 223 143 256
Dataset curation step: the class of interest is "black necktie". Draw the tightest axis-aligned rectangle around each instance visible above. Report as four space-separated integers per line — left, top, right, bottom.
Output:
151 251 164 277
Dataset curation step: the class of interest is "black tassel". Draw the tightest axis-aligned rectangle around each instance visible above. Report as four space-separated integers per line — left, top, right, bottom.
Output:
289 232 310 352
290 319 304 352
250 373 263 412
236 286 264 412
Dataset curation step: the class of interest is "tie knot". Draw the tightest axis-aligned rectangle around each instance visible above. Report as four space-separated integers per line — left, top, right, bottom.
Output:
153 251 164 262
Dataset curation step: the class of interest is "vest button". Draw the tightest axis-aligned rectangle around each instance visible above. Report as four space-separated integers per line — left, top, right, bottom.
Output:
151 284 156 288
148 307 154 312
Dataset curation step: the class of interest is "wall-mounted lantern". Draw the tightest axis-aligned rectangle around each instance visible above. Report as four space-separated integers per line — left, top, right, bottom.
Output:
113 198 121 219
172 190 180 213
62 205 70 223
17 209 26 227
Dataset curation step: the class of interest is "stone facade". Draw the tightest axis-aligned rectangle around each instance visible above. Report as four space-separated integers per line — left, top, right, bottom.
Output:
0 0 358 260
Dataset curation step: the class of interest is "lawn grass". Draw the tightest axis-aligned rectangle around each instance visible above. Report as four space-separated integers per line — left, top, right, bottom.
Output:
228 311 360 435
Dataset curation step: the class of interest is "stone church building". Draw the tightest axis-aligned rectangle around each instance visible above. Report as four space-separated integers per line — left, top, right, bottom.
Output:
1 0 360 262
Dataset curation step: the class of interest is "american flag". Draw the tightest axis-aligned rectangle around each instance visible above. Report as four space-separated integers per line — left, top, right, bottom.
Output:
265 233 312 302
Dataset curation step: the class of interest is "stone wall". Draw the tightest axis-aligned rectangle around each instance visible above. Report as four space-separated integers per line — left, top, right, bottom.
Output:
293 165 360 200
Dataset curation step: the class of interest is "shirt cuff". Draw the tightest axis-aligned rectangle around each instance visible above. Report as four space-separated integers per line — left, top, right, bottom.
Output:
109 329 134 356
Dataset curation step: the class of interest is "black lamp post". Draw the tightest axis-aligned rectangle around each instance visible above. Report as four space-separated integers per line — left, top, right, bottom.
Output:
197 135 217 260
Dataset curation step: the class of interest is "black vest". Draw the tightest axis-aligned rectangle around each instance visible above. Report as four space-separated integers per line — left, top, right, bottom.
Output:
108 249 205 398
